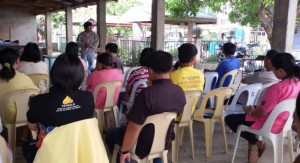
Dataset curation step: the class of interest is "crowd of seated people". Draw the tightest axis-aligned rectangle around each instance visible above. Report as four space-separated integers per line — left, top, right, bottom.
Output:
1 39 300 163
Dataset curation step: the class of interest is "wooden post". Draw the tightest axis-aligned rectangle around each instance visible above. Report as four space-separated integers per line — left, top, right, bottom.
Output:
65 5 73 43
45 11 52 55
151 0 165 50
187 22 194 42
271 0 298 52
97 0 106 52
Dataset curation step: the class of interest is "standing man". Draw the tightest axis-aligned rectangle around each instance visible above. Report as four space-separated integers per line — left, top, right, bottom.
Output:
77 21 99 74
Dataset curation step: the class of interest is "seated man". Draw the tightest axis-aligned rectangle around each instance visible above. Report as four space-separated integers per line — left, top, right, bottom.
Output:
241 49 279 84
171 43 205 92
105 43 124 73
213 42 240 88
105 50 186 163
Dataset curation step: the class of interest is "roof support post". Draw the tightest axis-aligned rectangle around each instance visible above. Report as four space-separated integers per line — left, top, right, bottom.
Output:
65 5 73 43
96 0 107 52
187 22 194 42
151 0 165 50
271 0 298 52
45 11 52 55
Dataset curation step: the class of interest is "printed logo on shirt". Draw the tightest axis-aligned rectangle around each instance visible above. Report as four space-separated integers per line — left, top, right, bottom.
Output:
56 96 82 112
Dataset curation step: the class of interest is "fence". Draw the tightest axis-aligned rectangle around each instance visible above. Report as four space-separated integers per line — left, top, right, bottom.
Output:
119 40 222 66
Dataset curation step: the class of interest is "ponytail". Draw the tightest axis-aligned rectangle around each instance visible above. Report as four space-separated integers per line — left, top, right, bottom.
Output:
0 48 19 81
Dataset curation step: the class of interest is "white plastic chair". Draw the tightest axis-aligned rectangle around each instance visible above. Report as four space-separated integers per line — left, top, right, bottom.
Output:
93 80 123 135
0 88 40 162
119 79 148 121
28 74 49 94
123 66 141 87
254 82 277 105
219 69 238 88
172 91 201 162
225 83 262 116
231 98 296 163
197 72 218 109
111 112 177 163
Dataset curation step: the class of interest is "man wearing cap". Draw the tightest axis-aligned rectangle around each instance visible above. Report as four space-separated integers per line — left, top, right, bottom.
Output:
77 21 99 74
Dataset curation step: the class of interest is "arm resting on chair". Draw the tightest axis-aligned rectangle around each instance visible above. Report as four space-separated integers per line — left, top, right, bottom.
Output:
243 105 267 117
119 121 142 163
28 122 38 131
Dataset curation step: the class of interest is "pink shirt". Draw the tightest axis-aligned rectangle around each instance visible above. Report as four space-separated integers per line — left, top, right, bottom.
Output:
86 69 123 109
246 79 300 133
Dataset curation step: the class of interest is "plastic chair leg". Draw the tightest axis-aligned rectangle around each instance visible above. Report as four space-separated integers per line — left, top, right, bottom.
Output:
221 119 228 153
189 121 195 159
172 124 179 163
113 106 119 127
287 130 294 162
204 121 213 157
231 127 242 163
111 145 119 163
179 128 184 146
7 124 16 163
271 136 283 163
162 150 168 163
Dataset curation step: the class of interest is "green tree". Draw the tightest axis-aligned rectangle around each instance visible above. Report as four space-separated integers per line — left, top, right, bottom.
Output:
166 0 300 45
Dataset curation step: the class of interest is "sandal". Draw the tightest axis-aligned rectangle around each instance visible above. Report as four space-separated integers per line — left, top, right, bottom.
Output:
248 143 259 163
258 143 266 158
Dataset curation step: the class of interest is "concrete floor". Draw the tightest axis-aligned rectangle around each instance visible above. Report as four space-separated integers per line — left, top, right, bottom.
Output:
14 65 299 163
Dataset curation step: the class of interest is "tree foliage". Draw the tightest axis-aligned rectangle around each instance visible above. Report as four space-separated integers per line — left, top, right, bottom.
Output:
166 0 300 43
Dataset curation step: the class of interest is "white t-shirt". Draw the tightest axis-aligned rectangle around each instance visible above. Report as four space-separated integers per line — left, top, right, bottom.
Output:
17 61 48 75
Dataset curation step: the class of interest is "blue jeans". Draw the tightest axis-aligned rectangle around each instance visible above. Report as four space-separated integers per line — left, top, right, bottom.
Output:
105 126 162 163
81 51 95 74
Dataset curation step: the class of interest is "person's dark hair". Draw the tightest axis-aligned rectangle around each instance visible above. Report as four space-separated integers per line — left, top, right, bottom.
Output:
105 43 118 53
265 49 278 60
65 42 79 57
271 53 300 80
97 53 113 67
50 53 84 91
139 47 154 66
147 50 173 73
0 48 19 81
83 21 92 29
223 42 236 56
20 42 42 63
296 92 300 119
178 43 198 63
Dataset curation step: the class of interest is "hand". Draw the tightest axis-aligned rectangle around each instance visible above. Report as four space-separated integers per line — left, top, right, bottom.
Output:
84 43 90 48
120 153 131 163
243 105 253 114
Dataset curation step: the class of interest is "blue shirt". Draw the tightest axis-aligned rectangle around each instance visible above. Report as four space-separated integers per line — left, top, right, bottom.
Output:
215 56 240 88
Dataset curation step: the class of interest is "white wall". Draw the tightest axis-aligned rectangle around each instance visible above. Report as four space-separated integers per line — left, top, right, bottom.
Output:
0 7 37 45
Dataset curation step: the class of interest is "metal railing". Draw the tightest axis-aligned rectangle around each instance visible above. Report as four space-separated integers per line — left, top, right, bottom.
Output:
119 40 222 66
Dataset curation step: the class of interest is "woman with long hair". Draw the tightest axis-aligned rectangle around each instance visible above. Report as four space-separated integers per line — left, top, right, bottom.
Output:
225 53 300 163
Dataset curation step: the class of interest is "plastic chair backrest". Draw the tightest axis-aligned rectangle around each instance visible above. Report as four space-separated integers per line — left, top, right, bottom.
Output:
123 66 141 87
219 69 238 88
93 80 122 109
131 112 177 155
0 88 40 124
260 98 296 134
28 74 49 93
227 83 262 111
203 72 218 93
198 87 233 119
180 91 201 123
128 79 148 104
254 82 277 105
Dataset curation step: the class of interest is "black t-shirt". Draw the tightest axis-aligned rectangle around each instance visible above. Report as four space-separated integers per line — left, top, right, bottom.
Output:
27 87 95 129
127 79 186 159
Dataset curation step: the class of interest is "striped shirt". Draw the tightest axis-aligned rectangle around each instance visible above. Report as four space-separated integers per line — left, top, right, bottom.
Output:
77 31 99 54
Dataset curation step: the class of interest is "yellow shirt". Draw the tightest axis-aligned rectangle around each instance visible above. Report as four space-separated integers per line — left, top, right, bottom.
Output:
170 66 205 92
0 71 37 98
